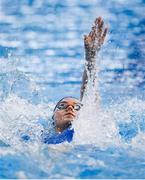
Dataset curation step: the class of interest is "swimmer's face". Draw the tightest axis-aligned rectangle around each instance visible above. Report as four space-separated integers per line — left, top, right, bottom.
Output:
53 98 82 132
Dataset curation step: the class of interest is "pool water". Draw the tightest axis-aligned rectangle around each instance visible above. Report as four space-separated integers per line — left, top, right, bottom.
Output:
0 0 145 178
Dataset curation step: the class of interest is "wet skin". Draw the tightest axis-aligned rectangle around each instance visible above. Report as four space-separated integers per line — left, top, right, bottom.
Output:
53 98 81 133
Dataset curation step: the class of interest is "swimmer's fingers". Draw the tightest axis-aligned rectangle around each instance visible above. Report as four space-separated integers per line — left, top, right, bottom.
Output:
94 17 108 50
93 17 102 50
84 19 98 49
84 34 92 49
89 23 97 43
97 17 104 43
95 17 102 37
98 19 104 43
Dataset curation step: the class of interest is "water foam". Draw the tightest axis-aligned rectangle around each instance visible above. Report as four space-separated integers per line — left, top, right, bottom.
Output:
0 94 52 147
110 98 145 151
73 83 120 148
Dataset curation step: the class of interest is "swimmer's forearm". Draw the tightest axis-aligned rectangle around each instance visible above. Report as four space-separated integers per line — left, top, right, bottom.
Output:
80 43 101 101
80 69 87 101
80 52 98 101
85 48 97 75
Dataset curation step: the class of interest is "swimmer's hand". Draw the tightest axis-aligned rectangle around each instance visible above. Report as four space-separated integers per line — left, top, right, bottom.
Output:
84 17 108 61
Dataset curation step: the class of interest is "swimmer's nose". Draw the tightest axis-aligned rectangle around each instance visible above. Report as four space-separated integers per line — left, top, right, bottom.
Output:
66 105 74 111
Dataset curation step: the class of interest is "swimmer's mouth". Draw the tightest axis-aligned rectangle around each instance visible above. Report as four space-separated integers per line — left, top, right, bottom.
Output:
64 113 75 118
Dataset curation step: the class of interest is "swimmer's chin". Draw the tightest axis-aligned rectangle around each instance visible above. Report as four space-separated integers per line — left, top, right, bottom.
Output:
63 115 75 122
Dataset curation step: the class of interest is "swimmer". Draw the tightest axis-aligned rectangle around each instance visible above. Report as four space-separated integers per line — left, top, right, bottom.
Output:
42 17 108 144
53 17 108 131
42 97 81 144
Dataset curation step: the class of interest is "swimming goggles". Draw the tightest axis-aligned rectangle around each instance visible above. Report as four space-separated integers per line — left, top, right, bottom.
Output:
56 102 83 111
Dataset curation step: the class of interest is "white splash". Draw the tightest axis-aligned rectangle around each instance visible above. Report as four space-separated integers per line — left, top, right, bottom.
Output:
0 94 52 147
73 75 120 147
110 98 145 151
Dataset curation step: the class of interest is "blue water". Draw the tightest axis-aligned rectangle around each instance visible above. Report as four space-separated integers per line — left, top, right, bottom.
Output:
0 0 145 178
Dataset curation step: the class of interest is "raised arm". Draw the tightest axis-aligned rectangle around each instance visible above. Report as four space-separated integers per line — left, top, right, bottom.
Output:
80 17 108 101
